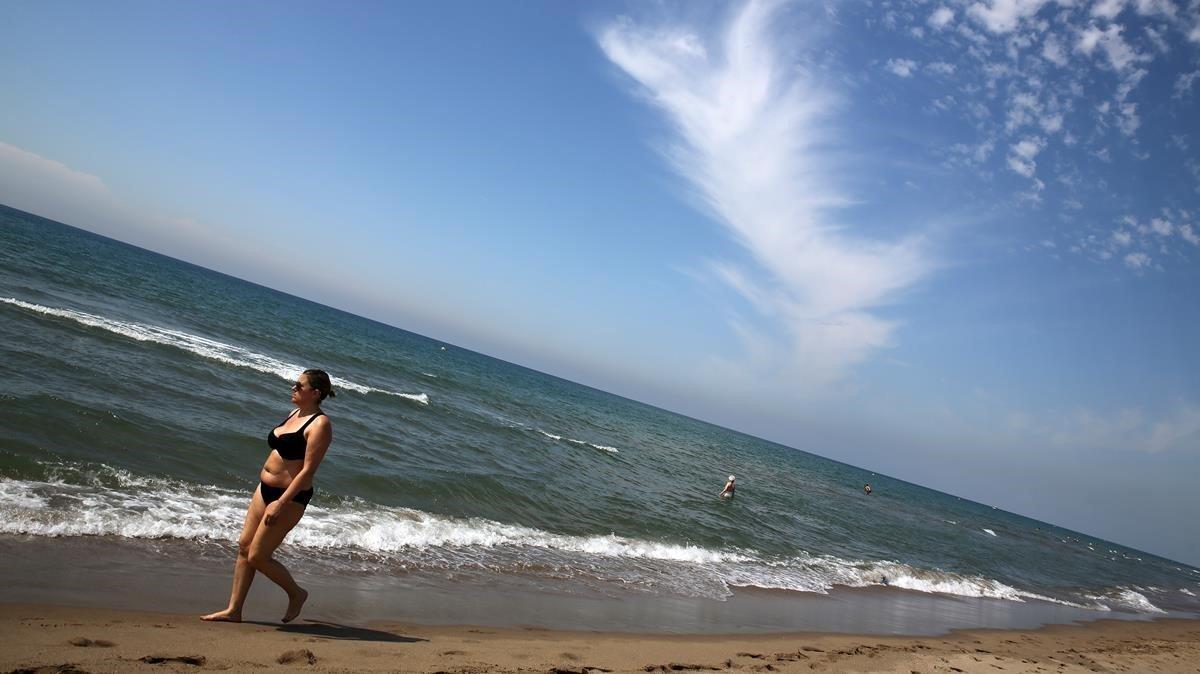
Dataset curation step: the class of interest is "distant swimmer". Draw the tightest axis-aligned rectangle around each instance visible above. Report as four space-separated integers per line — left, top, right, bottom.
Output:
863 483 872 495
719 475 736 499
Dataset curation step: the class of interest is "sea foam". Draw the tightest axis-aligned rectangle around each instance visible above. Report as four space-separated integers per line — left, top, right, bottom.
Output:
1 297 427 404
0 460 1163 612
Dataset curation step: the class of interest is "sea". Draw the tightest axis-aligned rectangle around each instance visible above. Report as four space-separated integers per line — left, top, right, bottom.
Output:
2 203 1198 634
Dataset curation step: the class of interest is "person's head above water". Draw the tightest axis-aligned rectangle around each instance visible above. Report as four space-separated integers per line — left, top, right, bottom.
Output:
728 475 736 482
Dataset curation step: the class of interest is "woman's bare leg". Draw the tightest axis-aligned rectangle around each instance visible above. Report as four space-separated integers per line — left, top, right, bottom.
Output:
246 501 308 622
201 487 266 622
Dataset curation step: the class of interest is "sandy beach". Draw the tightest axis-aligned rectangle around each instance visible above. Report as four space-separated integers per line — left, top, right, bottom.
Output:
2 603 1199 673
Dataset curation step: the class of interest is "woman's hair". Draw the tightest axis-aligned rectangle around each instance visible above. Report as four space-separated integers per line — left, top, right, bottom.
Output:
303 369 336 401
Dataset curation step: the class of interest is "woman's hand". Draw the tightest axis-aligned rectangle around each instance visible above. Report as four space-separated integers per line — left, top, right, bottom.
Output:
263 500 283 525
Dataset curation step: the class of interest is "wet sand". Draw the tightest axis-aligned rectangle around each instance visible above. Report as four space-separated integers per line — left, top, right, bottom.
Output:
4 534 1199 671
2 603 1199 673
0 535 1149 636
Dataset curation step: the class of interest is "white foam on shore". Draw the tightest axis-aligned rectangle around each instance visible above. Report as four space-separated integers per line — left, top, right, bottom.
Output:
1 297 428 404
0 467 743 567
0 461 1161 612
722 556 1086 607
1083 588 1166 614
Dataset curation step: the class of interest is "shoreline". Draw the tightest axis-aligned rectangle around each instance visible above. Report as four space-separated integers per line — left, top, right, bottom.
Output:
2 602 1199 673
3 535 1200 671
0 534 1173 637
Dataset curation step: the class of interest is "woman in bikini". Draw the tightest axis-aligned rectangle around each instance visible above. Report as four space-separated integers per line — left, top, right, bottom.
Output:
202 369 334 623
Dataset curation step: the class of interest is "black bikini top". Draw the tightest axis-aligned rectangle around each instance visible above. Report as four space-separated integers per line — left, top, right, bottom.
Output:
267 409 324 461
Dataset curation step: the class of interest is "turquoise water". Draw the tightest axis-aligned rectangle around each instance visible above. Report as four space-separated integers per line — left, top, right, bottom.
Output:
2 203 1198 621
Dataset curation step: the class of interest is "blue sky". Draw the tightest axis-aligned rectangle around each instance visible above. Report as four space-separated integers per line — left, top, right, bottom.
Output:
1 0 1198 564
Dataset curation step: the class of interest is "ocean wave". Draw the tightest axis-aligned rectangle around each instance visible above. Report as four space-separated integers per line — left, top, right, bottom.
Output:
0 461 1157 611
489 416 620 455
723 556 1084 607
0 297 427 404
0 469 742 569
1082 588 1165 614
538 428 620 454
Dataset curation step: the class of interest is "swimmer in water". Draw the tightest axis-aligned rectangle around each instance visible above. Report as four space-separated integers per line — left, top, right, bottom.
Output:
719 475 736 499
864 483 872 495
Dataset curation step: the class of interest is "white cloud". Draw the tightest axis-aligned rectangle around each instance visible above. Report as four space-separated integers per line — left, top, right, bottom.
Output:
1040 113 1064 133
1140 404 1200 453
1042 34 1070 65
1117 101 1141 135
1022 403 1200 453
0 141 114 210
1017 177 1047 203
1076 23 1147 73
952 139 996 164
1144 25 1170 52
1124 251 1152 268
926 61 957 75
1175 70 1200 98
968 0 1058 33
1007 136 1045 177
1006 91 1040 132
1008 155 1037 177
931 94 957 111
1132 0 1180 19
598 1 933 393
1115 67 1147 101
1013 137 1044 160
885 58 919 77
1091 0 1127 20
1072 210 1199 269
929 6 955 29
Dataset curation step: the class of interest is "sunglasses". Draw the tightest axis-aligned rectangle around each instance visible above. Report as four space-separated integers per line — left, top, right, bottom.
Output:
291 381 308 392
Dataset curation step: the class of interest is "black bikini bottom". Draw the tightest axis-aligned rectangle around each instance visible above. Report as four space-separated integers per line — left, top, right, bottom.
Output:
259 480 313 507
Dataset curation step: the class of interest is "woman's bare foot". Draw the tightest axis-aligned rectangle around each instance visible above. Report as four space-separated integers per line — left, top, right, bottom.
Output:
200 609 242 622
282 587 308 623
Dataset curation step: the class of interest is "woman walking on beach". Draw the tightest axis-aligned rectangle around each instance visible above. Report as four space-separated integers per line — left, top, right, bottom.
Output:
202 369 334 623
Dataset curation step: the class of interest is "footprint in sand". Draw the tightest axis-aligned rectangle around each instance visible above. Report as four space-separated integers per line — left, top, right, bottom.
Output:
68 638 115 648
139 654 206 666
276 649 317 665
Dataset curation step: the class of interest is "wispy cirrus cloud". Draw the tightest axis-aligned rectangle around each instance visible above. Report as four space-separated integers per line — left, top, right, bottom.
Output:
597 1 932 393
